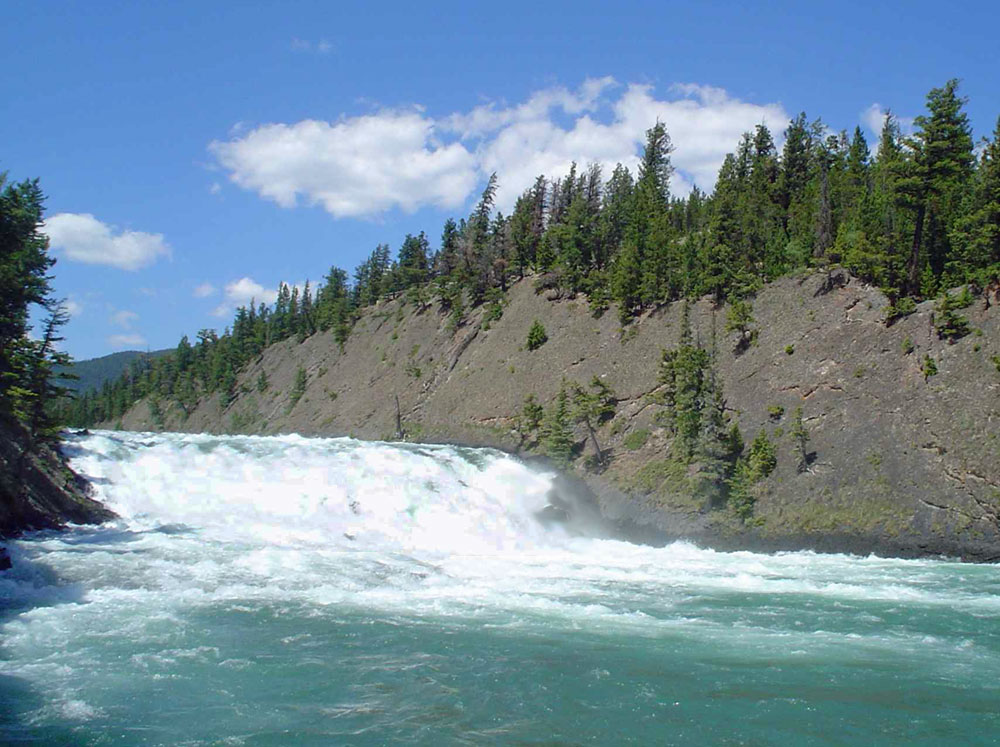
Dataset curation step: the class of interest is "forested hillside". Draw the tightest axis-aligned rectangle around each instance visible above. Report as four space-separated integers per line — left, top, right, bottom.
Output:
57 349 170 394
65 80 999 429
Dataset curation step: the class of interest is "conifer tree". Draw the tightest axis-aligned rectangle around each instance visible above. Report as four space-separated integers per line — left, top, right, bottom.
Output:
902 80 975 295
540 383 574 468
950 116 1000 284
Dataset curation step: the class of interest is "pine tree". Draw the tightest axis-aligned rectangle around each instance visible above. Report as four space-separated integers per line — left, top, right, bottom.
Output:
902 80 975 295
950 116 1000 284
790 406 810 472
540 383 574 468
0 176 55 423
569 375 617 466
526 320 548 351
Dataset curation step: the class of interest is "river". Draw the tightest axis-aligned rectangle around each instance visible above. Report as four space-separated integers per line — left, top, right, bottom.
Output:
1 430 998 744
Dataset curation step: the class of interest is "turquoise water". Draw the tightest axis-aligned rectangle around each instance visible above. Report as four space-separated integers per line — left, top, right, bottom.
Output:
1 431 999 745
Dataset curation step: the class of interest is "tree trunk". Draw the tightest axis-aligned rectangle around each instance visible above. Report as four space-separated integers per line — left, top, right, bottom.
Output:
907 202 927 296
586 422 604 466
394 395 403 440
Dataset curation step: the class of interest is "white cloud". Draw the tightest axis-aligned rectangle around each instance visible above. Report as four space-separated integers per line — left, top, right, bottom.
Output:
210 78 790 217
861 103 915 138
212 276 279 317
209 182 222 195
210 112 478 218
44 213 171 271
110 309 139 328
108 333 147 349
291 38 333 54
193 282 217 298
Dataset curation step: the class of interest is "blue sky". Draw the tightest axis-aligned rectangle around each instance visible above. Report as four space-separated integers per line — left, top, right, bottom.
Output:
2 0 998 360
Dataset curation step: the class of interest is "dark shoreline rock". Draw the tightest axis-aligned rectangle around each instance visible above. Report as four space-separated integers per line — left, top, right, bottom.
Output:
0 423 115 540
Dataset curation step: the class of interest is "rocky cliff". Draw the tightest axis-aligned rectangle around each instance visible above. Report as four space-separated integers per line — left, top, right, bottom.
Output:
112 271 1000 561
0 423 116 540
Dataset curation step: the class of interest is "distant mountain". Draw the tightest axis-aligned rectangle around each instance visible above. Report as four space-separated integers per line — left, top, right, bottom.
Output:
58 349 171 394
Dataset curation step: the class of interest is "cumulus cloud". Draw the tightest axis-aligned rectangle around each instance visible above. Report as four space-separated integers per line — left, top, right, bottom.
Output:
193 282 217 298
210 112 478 218
108 333 147 349
210 78 790 217
212 276 279 317
44 213 171 271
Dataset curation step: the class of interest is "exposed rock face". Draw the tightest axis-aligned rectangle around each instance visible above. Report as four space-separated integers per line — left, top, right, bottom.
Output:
113 272 1000 561
0 424 116 539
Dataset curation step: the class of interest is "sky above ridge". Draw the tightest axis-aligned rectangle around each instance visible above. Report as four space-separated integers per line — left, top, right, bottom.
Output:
2 0 998 360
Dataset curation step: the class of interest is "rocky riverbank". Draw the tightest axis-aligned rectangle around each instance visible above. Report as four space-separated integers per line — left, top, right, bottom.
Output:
0 424 115 551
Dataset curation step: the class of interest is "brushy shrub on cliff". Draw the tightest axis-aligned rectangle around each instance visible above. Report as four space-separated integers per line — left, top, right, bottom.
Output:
725 299 758 353
728 429 777 521
922 354 938 380
526 320 548 351
289 366 307 409
934 291 972 342
623 429 650 450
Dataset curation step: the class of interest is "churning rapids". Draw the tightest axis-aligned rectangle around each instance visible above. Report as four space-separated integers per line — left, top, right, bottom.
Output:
2 431 999 744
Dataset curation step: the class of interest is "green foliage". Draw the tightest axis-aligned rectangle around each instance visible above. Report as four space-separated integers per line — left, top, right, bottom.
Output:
991 354 1000 374
148 397 164 429
569 375 617 426
631 457 688 495
526 319 548 351
289 366 307 408
657 304 715 458
484 287 506 322
748 429 778 478
0 176 79 442
784 344 795 355
790 406 810 472
933 290 972 341
623 429 650 450
922 354 938 380
728 429 778 520
520 394 544 435
902 80 976 296
540 384 574 468
256 370 269 392
901 337 915 355
767 405 784 420
885 297 917 324
725 299 757 352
